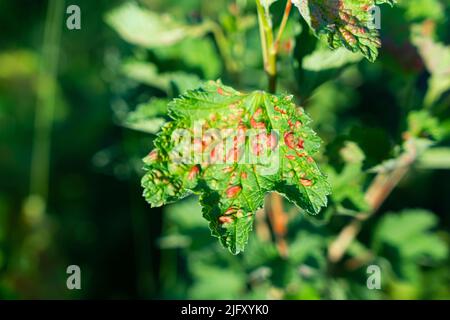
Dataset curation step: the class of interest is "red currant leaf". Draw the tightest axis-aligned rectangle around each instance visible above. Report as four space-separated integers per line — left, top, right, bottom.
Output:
292 0 395 62
141 81 331 254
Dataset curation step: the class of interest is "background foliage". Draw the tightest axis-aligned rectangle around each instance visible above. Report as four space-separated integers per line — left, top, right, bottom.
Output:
0 0 449 299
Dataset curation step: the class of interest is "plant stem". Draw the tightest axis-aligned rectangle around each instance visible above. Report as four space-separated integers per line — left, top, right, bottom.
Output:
328 142 418 262
256 1 269 74
28 0 64 214
274 0 292 54
208 21 239 74
256 0 277 90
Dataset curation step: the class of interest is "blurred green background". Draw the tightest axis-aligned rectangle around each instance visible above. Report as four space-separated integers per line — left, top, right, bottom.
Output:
0 0 449 299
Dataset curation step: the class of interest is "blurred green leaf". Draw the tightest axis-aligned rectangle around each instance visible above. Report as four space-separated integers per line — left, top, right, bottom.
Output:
168 73 204 96
374 209 448 262
106 3 211 49
121 60 202 94
242 237 279 269
286 283 322 300
154 38 222 79
303 46 363 72
121 60 167 90
157 234 192 249
123 98 169 134
407 110 443 140
417 147 450 170
0 50 38 79
165 196 206 231
289 231 326 266
326 142 370 213
411 23 450 107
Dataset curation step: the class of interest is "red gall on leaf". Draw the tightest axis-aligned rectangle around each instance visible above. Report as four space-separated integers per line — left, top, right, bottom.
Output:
226 185 242 198
188 165 200 180
250 116 266 129
300 179 313 187
285 154 296 160
284 132 296 149
224 207 237 215
219 216 234 224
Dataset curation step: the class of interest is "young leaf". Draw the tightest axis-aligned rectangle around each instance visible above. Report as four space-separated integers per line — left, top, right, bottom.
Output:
141 81 331 254
296 42 363 97
292 0 395 62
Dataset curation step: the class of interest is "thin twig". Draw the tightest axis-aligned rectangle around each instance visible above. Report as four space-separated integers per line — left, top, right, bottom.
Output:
256 0 292 257
256 0 276 79
268 193 289 258
255 208 272 242
328 144 417 263
274 0 292 54
256 1 269 72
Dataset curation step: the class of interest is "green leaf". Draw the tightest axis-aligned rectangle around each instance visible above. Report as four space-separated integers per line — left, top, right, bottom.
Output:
373 209 448 282
397 0 444 22
302 46 363 71
289 231 327 266
292 0 395 62
141 81 331 254
411 23 450 107
373 209 447 262
153 38 222 79
122 98 169 134
407 110 443 141
417 148 450 170
295 40 363 97
325 141 370 212
121 60 202 95
121 61 168 91
105 3 210 49
168 73 205 97
0 50 38 79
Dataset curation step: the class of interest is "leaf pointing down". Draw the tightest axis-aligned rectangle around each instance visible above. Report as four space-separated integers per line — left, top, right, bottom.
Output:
141 81 331 254
292 0 395 62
